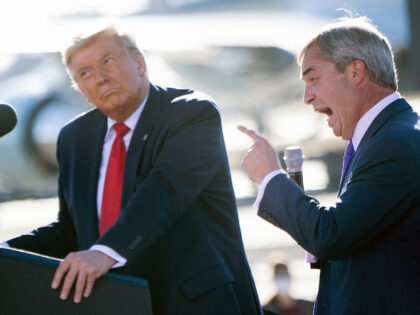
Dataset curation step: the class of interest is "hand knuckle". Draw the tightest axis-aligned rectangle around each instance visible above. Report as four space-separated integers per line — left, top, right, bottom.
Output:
86 266 97 275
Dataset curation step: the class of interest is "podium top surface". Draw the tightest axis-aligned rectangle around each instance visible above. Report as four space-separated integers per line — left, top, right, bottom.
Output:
0 247 148 288
0 247 152 315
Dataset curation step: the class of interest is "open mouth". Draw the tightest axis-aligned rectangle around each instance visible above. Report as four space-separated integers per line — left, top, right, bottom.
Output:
315 106 334 126
317 107 333 117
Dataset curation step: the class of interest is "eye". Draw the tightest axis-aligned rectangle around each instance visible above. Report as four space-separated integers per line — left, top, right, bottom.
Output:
79 69 92 79
104 57 115 64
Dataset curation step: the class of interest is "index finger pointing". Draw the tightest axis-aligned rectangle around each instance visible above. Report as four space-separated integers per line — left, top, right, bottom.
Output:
237 125 263 142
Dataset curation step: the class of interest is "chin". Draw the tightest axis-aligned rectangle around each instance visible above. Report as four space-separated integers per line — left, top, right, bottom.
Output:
340 133 353 140
341 129 354 140
331 129 342 139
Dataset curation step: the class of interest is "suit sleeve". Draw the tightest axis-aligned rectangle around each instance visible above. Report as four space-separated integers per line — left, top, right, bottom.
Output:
258 137 419 261
7 130 78 258
97 100 229 263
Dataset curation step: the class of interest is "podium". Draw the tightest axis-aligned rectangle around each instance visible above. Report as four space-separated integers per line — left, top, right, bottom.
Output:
0 248 153 315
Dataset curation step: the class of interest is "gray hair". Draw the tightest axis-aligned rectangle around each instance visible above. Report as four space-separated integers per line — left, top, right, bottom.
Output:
298 16 398 90
62 20 139 79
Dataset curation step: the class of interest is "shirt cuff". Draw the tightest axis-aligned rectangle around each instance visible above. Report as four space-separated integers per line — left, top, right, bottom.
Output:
0 242 10 248
90 245 127 268
253 169 286 209
306 252 318 263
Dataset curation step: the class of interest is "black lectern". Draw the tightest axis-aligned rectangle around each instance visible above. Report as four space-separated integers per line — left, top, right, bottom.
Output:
0 248 153 315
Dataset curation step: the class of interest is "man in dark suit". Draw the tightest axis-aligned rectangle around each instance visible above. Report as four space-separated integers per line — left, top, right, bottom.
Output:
4 23 262 314
239 16 420 314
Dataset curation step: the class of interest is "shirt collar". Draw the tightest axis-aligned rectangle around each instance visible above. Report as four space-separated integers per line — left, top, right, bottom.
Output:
352 92 401 151
104 92 149 141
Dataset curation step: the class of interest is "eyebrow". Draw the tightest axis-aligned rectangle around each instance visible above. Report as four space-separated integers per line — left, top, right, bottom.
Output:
302 66 314 77
76 65 89 76
99 52 112 61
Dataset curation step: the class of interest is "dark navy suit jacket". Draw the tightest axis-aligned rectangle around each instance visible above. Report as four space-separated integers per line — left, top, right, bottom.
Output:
258 98 420 314
9 84 262 315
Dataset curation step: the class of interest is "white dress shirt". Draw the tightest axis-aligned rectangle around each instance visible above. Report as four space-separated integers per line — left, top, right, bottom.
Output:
254 92 401 209
91 93 148 267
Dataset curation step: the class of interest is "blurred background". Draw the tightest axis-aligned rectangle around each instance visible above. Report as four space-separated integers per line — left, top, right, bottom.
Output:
1 0 419 310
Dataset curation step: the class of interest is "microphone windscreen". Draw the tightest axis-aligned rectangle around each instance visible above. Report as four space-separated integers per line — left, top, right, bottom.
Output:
284 146 304 172
0 103 18 137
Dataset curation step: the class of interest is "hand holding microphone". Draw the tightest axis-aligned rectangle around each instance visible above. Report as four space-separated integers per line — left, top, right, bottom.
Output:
0 103 18 137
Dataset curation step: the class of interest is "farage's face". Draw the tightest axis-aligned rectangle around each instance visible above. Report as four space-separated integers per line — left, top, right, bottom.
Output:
301 44 358 140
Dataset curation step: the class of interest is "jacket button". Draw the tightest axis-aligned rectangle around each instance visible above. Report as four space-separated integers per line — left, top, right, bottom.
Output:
129 236 142 250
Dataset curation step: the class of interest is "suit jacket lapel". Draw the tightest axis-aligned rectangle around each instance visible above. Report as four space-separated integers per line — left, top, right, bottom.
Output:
80 111 107 245
121 84 162 208
340 98 411 194
358 98 410 150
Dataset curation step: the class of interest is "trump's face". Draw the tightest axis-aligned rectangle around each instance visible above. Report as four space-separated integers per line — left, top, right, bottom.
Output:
301 43 360 140
69 34 148 122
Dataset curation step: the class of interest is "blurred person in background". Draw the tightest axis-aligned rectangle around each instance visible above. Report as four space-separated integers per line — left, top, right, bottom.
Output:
2 22 262 315
263 261 313 315
239 15 420 315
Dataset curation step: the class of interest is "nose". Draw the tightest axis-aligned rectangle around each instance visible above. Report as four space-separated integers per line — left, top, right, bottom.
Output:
303 85 315 105
95 69 109 85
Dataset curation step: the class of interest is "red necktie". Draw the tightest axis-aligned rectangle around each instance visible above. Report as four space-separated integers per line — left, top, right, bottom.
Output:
100 123 130 236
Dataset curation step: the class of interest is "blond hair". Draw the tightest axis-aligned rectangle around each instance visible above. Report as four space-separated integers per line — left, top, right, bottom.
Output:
62 20 139 81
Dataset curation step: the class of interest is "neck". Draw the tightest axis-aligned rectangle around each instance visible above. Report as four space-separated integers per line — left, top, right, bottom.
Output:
355 83 395 119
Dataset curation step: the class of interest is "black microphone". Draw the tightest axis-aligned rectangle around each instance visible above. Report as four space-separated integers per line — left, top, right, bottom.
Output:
284 146 321 269
0 103 18 137
284 146 304 189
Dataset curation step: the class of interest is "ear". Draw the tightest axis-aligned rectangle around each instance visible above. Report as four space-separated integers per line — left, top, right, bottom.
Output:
349 60 367 86
133 50 147 77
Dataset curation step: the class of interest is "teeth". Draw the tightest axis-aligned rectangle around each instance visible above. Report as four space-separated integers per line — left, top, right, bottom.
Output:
327 114 333 123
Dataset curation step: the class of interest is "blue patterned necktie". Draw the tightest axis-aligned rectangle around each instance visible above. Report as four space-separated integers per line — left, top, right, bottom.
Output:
338 141 355 194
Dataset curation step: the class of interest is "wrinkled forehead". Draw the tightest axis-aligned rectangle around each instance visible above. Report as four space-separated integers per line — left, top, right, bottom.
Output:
300 43 329 78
